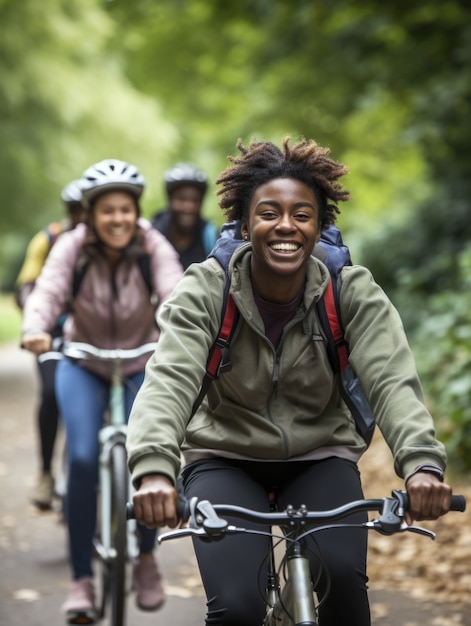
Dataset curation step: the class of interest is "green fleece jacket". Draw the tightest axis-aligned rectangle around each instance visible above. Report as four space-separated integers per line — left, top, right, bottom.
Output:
127 243 446 487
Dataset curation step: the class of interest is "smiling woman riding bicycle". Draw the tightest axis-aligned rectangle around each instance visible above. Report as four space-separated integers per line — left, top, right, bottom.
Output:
126 137 453 626
21 159 183 624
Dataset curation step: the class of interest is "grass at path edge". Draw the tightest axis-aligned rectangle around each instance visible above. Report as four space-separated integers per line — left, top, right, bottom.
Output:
0 293 22 344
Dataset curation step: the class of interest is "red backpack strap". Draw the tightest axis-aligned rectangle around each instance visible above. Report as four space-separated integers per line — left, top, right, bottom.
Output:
189 235 244 419
322 278 348 371
190 285 239 417
317 277 348 373
321 277 377 446
206 293 238 380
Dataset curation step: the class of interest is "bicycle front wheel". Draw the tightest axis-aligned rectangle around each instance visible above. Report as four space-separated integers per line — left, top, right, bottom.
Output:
109 442 128 626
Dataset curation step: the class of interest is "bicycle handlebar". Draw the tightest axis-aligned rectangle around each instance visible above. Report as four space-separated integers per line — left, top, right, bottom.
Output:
37 340 158 364
126 490 466 541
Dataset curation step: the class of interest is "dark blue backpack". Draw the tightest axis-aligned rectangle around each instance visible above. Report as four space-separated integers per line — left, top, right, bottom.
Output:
191 221 376 446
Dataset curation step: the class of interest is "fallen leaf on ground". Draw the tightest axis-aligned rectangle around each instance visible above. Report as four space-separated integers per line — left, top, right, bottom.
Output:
360 432 471 612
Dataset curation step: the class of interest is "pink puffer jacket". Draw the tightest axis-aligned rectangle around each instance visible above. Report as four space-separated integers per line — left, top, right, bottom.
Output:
22 219 184 379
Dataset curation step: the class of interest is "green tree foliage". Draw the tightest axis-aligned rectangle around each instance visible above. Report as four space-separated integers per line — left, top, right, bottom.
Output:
104 0 439 241
106 0 382 153
107 0 471 258
412 246 471 474
329 1 471 472
340 0 471 294
0 0 179 288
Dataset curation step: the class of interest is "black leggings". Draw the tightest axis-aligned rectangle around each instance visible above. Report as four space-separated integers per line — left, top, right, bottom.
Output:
182 457 370 626
36 357 60 474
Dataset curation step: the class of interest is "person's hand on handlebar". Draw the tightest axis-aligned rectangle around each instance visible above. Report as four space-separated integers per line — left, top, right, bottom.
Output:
133 473 179 529
405 472 452 525
21 331 52 355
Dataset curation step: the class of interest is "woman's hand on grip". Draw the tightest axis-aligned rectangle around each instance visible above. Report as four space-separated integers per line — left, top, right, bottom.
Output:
133 473 178 529
405 472 452 525
21 332 52 355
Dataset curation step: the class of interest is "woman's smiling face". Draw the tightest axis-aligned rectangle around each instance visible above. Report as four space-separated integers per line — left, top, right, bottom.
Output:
240 177 320 301
90 191 138 256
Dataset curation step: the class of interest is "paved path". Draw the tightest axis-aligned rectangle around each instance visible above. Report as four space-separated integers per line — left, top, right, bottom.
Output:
0 342 469 625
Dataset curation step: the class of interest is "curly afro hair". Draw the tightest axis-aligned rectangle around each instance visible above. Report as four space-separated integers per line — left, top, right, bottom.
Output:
216 136 350 230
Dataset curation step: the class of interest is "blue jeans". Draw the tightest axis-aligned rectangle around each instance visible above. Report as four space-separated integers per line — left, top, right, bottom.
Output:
56 358 156 580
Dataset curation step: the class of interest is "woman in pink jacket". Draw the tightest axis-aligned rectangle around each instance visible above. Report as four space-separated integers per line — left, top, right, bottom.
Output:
21 159 184 624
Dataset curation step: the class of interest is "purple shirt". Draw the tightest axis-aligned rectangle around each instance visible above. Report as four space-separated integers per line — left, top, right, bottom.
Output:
253 287 304 347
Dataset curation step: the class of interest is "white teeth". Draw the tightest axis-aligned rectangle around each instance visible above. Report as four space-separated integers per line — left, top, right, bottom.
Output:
271 242 299 252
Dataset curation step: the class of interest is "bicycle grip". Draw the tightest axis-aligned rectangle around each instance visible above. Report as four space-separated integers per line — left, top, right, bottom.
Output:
126 502 135 520
450 495 466 512
125 495 191 522
394 489 466 514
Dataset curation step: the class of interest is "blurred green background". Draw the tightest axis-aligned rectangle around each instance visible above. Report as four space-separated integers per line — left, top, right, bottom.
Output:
1 0 470 473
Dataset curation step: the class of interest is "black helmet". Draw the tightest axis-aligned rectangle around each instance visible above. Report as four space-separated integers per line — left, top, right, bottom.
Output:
164 163 208 197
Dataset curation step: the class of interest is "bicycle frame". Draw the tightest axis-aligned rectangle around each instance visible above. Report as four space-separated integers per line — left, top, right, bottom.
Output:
95 358 139 565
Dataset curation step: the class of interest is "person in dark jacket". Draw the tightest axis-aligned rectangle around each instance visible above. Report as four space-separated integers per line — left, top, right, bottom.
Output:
151 162 218 269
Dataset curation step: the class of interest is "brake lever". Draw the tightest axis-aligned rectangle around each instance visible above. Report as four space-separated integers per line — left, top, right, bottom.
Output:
158 526 209 543
365 519 435 540
401 523 435 540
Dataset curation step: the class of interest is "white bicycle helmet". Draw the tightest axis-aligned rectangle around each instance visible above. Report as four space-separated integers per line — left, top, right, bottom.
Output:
164 162 208 196
61 179 83 205
80 159 145 209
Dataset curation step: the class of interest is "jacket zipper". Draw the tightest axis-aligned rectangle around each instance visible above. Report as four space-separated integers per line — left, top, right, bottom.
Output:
266 345 290 456
109 267 118 345
267 310 310 457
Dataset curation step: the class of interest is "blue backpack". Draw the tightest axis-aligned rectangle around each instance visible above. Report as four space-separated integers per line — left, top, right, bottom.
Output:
191 221 376 446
